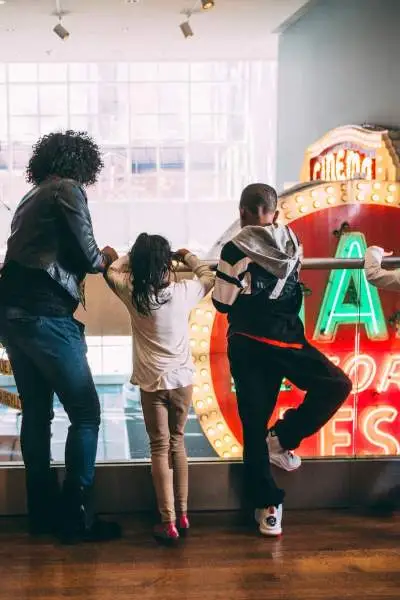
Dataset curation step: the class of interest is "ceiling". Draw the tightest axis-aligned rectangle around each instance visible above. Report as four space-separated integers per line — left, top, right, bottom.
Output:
0 0 310 62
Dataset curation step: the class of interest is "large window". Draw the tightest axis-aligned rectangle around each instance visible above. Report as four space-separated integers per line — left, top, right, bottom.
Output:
0 60 277 256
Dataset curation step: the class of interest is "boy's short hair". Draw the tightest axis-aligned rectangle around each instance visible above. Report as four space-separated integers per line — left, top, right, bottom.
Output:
240 183 278 215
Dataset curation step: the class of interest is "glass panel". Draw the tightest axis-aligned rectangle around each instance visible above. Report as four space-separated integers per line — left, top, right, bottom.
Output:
159 114 186 141
130 115 158 140
130 83 158 113
69 84 98 114
0 59 279 465
130 62 158 81
0 64 6 83
39 116 69 135
38 63 68 82
8 63 37 82
9 85 38 115
10 117 39 142
69 115 98 135
0 86 7 141
158 62 189 82
159 147 185 199
11 144 32 172
158 83 188 114
131 146 158 200
39 85 68 115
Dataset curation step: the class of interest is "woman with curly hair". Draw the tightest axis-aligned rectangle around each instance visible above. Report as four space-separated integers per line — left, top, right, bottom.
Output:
0 131 120 543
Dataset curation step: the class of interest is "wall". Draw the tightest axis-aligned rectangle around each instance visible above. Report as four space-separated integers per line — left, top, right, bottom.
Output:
277 0 400 189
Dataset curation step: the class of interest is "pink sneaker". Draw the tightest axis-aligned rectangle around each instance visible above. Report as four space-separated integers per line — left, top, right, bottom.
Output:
177 515 190 537
153 522 180 544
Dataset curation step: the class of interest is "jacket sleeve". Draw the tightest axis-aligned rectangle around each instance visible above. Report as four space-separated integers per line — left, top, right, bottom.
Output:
55 180 105 274
364 246 400 291
212 242 247 313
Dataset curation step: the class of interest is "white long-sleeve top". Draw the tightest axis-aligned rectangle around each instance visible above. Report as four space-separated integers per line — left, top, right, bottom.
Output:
105 253 215 392
364 246 400 292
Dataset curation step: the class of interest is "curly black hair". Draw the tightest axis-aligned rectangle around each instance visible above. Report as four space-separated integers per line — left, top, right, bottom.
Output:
26 130 104 186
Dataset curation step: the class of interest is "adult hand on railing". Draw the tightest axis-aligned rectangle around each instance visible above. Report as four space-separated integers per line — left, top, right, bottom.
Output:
173 248 191 262
101 246 119 270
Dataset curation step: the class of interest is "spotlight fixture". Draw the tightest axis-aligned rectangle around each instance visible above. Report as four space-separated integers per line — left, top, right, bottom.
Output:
52 1 69 40
53 21 69 40
201 0 215 8
180 20 193 38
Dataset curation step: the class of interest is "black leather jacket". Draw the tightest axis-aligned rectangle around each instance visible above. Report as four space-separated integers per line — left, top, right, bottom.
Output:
2 178 105 304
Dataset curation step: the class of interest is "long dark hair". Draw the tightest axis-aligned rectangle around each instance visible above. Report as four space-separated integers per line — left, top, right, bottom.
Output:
129 233 173 317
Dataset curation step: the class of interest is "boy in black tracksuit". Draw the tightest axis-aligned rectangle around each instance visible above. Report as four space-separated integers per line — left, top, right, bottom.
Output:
212 183 351 536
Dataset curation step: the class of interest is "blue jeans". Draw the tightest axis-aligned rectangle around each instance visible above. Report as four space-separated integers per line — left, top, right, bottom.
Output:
0 307 100 490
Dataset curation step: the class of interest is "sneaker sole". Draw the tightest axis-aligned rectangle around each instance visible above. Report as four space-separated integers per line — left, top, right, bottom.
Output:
269 455 302 472
259 527 283 537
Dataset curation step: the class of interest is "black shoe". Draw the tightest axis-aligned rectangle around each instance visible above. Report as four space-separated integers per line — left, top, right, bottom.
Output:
58 482 122 545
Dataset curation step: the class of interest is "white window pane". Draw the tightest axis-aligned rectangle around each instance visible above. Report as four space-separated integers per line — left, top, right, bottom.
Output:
102 346 131 375
11 144 31 172
39 116 69 135
9 86 38 115
159 147 185 199
131 147 158 200
38 64 68 82
0 65 5 83
130 83 158 114
130 62 158 82
70 84 98 114
0 145 8 170
159 114 186 141
158 83 188 114
69 63 98 82
190 115 213 141
130 115 158 140
157 62 189 82
69 115 98 135
39 85 68 115
87 346 103 375
98 114 129 144
0 86 7 141
97 64 129 82
8 63 38 83
190 83 228 113
10 117 39 142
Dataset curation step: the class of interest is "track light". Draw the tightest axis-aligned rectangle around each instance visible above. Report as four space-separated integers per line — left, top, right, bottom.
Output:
53 21 69 40
201 0 215 8
180 20 193 38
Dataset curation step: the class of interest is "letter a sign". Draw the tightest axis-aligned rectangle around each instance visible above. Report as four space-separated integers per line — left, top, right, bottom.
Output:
313 232 388 342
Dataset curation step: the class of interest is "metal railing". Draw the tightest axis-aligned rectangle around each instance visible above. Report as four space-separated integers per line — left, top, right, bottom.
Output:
176 257 400 272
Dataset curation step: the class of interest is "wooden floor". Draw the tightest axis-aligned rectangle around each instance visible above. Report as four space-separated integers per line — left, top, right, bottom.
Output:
0 511 399 600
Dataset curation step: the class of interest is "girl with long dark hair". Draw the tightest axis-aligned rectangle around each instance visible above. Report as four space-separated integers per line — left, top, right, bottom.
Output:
105 233 214 542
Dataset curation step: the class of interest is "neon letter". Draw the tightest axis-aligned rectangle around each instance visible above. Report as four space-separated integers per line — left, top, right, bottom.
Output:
378 355 400 392
313 232 388 342
320 407 354 456
360 406 400 455
343 354 376 393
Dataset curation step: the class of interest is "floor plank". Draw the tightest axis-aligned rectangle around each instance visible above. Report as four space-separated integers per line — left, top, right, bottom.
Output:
0 511 399 600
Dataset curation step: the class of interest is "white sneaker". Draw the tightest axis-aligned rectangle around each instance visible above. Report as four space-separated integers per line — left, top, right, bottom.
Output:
255 505 283 537
267 431 302 472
